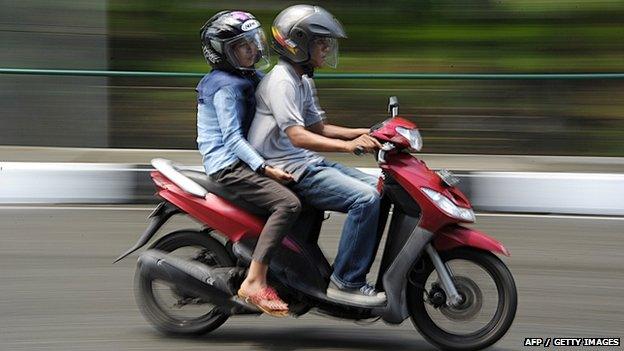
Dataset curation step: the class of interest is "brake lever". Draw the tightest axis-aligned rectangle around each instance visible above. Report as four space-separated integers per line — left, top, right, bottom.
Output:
354 146 365 156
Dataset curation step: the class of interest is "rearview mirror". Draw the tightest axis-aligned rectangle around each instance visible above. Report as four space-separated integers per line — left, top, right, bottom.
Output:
388 96 399 117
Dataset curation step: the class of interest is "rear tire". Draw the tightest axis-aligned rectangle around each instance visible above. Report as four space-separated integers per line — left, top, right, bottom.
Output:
407 248 517 351
135 229 233 335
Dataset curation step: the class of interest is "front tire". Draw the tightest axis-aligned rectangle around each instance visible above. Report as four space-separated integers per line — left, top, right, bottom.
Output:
135 229 233 335
407 247 517 351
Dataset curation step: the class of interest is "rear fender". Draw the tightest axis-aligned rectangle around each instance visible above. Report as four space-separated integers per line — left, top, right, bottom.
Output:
433 225 510 256
113 202 180 263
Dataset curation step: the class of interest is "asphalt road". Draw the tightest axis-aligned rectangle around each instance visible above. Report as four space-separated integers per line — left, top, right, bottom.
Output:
1 206 622 351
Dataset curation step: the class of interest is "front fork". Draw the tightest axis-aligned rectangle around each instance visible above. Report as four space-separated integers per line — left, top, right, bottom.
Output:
425 244 463 307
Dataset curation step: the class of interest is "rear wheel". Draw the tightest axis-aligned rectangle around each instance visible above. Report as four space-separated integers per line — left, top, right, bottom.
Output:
407 248 517 351
135 229 233 335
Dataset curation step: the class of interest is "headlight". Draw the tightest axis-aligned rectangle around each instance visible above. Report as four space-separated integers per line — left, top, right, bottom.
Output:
396 126 423 151
421 188 475 222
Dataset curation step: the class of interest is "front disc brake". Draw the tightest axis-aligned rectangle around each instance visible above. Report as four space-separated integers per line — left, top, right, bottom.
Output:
439 276 483 321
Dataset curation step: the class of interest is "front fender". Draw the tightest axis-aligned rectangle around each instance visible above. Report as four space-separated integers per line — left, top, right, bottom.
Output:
433 225 510 256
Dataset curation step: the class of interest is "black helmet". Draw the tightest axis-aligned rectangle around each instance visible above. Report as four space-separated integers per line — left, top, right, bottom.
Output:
200 10 270 71
271 5 346 68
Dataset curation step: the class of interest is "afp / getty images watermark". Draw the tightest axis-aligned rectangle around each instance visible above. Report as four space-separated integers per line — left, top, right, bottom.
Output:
524 337 620 347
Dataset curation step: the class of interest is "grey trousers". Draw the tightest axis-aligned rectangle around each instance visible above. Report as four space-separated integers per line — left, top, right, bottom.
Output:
211 161 302 264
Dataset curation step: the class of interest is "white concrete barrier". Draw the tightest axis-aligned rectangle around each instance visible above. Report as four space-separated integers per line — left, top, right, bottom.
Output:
0 162 135 203
465 172 624 216
1 162 623 216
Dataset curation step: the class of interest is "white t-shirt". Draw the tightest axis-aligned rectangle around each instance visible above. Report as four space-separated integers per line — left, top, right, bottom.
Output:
248 60 326 181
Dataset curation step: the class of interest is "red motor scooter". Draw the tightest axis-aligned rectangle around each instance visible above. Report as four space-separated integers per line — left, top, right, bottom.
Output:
116 97 517 351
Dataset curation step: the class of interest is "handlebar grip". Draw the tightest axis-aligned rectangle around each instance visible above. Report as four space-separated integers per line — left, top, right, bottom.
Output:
353 146 365 156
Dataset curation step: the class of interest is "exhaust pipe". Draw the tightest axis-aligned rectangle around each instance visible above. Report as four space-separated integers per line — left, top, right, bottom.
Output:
137 250 259 314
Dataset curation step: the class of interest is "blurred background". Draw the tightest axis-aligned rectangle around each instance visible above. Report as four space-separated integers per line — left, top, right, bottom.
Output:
1 0 623 155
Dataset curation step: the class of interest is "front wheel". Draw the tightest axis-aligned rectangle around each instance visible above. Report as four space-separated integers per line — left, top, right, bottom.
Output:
407 247 517 351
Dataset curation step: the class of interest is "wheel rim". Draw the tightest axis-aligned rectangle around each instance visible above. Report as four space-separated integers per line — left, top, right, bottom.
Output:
423 258 501 336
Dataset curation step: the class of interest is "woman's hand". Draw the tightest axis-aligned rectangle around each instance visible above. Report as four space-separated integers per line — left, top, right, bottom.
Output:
264 166 294 184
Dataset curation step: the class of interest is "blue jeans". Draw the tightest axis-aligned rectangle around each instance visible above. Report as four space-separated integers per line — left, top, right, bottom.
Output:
292 160 381 288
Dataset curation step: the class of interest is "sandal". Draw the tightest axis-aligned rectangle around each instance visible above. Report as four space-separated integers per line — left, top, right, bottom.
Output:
237 286 289 317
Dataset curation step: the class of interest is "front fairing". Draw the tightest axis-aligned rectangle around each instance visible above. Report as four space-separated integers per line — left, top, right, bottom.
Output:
381 152 472 232
371 117 417 147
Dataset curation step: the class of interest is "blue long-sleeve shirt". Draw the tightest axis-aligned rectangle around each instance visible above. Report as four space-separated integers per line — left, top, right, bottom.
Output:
196 70 265 175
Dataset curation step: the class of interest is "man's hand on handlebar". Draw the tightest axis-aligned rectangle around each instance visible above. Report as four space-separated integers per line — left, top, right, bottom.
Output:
345 134 382 155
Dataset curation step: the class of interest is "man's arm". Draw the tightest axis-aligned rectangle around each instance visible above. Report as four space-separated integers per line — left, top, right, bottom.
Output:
274 78 380 153
306 121 369 140
301 77 369 140
286 125 351 152
286 125 380 153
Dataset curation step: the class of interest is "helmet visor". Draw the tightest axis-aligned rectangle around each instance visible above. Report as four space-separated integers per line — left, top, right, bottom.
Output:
311 37 339 69
224 29 271 71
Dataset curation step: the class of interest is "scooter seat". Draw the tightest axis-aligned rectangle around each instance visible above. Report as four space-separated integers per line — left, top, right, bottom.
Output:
180 170 269 217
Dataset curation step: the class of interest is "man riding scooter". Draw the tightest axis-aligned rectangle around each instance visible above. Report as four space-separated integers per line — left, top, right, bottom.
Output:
248 5 386 306
120 7 517 347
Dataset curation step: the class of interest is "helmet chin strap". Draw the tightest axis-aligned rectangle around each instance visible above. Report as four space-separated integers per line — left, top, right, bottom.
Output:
239 69 260 82
281 56 315 78
302 62 315 78
301 47 316 77
213 60 236 72
213 59 256 74
211 64 259 83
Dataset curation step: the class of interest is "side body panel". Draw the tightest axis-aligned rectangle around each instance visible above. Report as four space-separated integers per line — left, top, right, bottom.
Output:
152 171 264 241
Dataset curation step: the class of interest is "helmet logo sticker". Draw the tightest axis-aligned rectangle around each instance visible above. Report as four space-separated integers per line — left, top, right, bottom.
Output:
230 11 251 21
272 26 298 54
241 20 260 32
